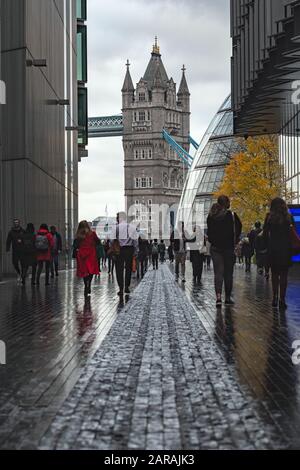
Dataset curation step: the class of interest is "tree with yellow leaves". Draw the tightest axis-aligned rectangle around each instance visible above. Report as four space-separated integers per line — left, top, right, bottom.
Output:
215 135 293 232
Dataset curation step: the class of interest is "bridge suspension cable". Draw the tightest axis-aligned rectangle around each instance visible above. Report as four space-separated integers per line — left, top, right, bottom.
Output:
162 129 194 168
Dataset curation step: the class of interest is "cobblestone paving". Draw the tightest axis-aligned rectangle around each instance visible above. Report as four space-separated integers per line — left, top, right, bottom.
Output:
37 265 294 450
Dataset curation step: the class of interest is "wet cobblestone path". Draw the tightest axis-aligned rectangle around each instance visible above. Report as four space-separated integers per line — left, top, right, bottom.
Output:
0 263 300 449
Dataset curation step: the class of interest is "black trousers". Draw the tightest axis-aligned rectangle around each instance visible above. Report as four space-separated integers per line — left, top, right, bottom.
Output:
37 260 50 284
12 252 22 275
152 254 158 269
22 262 37 283
191 252 205 280
211 247 235 297
108 255 115 274
115 246 134 291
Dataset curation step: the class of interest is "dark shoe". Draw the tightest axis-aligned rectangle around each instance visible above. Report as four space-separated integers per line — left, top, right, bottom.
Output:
56 272 59 277
225 298 235 306
272 297 278 308
216 299 222 308
125 287 130 295
279 299 287 310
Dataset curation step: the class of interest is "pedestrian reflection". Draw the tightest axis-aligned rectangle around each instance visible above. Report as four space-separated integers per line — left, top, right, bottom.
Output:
215 307 235 363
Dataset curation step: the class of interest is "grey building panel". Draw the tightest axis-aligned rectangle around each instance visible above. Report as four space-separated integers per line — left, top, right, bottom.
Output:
0 0 78 275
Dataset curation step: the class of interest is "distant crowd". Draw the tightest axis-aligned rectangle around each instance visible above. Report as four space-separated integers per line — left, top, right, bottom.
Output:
6 195 300 311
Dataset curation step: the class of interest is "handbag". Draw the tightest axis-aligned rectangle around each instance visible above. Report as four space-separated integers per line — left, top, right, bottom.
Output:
290 225 300 256
108 239 120 257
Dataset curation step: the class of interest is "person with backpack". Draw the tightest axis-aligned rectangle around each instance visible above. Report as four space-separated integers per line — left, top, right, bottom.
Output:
158 240 166 263
6 219 25 281
20 223 37 285
35 224 54 286
50 226 62 278
207 195 242 307
263 198 296 309
73 221 100 297
152 239 159 270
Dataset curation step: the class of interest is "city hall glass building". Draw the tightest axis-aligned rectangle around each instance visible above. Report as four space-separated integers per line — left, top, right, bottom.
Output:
231 0 300 204
178 95 240 227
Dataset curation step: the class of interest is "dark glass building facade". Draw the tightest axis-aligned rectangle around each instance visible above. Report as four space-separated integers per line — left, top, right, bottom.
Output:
231 0 300 204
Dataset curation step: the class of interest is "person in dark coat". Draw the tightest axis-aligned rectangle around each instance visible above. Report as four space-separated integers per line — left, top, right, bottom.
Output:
158 240 166 263
207 195 242 307
263 197 294 310
6 219 25 280
20 223 37 285
137 236 148 278
241 237 253 272
50 226 63 278
189 226 205 284
168 244 174 263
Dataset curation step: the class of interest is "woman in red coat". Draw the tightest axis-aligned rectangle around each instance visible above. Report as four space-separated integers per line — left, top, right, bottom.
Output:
36 224 54 286
74 220 100 297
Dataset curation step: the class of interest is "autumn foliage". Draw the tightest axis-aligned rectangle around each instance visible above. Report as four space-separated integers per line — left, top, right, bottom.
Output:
215 135 293 232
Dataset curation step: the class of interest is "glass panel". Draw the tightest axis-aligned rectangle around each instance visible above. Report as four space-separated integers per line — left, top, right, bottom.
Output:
77 0 87 20
77 25 87 83
78 87 88 146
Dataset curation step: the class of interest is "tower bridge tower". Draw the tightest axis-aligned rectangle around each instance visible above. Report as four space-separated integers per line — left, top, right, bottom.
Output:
122 38 190 230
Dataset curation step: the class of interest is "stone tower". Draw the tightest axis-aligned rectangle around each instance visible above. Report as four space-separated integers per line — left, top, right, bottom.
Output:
122 38 190 232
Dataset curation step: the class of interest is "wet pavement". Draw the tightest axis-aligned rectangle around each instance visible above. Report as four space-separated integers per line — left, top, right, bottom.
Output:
0 262 300 449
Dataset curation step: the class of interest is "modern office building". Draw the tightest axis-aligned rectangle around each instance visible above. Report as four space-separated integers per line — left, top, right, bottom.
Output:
178 95 240 227
77 0 88 160
0 0 82 275
231 0 300 204
122 39 190 230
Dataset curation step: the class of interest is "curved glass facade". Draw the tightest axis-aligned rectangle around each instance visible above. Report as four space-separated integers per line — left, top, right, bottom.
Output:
179 95 240 227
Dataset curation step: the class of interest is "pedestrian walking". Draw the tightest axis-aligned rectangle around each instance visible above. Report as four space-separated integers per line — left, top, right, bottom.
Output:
241 237 253 272
114 212 138 297
96 241 105 277
207 195 242 307
168 244 174 263
263 198 296 309
20 223 37 285
171 222 188 283
189 226 205 284
137 236 148 278
204 235 211 269
255 230 269 278
74 220 100 297
151 239 159 270
35 224 54 286
50 226 62 278
6 219 25 281
158 240 166 263
234 240 243 265
106 239 115 276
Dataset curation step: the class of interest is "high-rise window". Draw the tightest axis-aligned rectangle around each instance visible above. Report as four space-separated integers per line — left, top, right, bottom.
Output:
139 93 146 101
78 88 88 146
77 25 87 83
77 0 87 20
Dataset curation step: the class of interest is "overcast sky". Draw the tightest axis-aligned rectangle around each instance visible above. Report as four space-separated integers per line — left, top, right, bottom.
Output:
79 0 231 221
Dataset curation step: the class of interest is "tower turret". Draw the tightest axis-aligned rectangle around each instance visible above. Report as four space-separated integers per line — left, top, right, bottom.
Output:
122 60 135 108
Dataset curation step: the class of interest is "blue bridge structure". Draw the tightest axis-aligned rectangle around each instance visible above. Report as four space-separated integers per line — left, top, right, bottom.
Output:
88 115 198 168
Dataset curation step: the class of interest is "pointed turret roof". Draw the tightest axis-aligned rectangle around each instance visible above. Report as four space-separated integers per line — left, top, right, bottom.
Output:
122 60 134 92
143 37 169 90
178 65 190 95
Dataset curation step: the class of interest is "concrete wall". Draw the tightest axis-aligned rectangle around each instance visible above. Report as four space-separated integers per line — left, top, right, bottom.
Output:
0 0 78 275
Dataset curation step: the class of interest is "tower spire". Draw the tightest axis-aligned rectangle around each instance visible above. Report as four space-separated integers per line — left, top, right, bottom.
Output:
178 64 190 95
152 36 160 55
122 59 134 92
